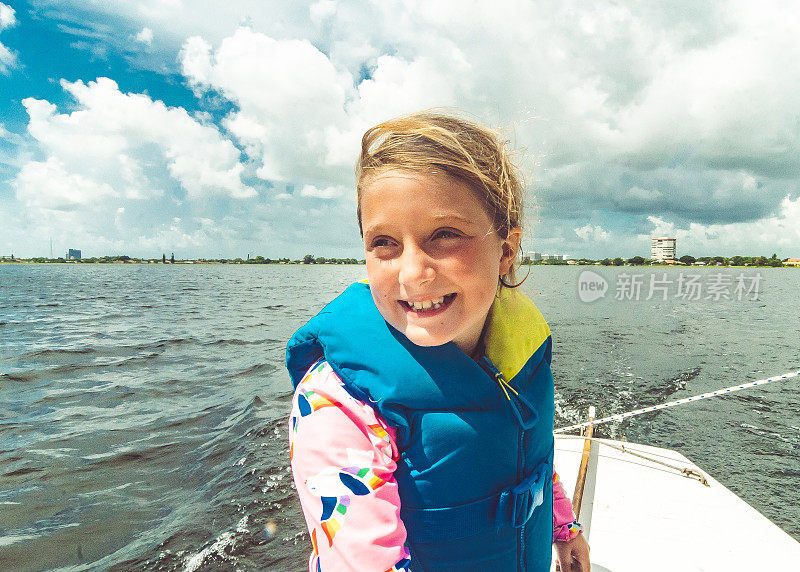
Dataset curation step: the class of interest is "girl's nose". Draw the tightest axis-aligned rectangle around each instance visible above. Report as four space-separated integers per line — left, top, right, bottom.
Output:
398 244 435 287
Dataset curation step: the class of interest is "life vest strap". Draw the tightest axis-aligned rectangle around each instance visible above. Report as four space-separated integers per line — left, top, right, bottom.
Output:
401 457 550 543
495 459 549 529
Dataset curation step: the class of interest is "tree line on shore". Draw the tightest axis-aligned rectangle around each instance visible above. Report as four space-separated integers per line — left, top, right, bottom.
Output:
1 253 793 267
0 254 364 265
530 253 788 267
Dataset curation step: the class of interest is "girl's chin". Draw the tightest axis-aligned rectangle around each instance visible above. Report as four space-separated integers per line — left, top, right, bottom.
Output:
399 327 452 348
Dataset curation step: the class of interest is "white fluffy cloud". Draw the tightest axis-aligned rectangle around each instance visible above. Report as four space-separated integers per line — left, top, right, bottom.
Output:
299 184 345 199
322 54 463 168
16 157 118 210
575 224 611 242
0 2 16 73
18 77 254 207
0 3 13 28
181 28 349 183
135 27 154 45
309 0 336 22
8 78 258 256
180 27 459 187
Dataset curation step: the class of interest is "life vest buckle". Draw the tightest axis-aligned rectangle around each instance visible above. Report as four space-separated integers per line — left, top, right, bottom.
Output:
495 462 548 529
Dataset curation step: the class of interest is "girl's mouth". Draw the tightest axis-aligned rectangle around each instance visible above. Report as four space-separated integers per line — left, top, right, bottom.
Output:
399 293 456 316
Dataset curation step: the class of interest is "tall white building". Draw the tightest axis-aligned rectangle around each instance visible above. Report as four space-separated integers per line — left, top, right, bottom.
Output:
651 238 676 261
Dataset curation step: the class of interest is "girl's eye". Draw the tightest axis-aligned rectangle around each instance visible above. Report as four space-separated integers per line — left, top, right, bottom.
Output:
371 237 395 248
432 229 462 240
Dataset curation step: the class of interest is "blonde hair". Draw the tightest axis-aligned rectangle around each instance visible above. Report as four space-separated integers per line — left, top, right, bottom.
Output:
355 110 526 286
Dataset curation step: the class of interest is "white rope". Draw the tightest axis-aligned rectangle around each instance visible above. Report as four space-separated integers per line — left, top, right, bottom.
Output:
553 369 800 435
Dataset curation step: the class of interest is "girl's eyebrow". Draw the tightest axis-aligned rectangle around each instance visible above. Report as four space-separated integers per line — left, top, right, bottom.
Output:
430 213 473 224
364 213 473 232
361 223 389 237
362 213 477 237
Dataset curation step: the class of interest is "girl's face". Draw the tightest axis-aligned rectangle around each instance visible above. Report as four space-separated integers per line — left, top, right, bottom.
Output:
360 169 521 356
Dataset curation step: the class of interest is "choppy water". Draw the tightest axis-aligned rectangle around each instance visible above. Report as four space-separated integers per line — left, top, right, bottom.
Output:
1 264 798 571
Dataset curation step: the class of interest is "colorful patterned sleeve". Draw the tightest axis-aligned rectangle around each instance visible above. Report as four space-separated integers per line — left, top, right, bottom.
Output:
552 471 583 542
289 360 412 572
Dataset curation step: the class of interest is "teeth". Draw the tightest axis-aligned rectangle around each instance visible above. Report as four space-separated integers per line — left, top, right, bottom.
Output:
409 295 446 311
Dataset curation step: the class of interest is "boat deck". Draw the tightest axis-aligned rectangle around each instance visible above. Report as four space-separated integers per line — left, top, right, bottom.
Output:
551 435 800 571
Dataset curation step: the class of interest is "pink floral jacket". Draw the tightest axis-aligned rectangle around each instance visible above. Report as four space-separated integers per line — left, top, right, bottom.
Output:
289 360 582 572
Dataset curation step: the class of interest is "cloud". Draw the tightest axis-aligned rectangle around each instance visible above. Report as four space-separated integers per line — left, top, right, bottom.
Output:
135 27 154 45
8 77 259 256
180 26 459 187
299 184 345 199
0 43 13 73
638 195 800 255
20 77 254 203
0 3 14 29
15 157 118 210
322 53 462 167
575 224 611 242
181 28 349 184
0 2 16 73
309 0 336 22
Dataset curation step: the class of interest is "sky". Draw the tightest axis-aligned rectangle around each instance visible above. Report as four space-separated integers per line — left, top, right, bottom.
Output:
1 0 799 260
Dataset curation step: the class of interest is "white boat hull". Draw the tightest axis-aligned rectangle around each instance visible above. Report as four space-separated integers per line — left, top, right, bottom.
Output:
551 436 800 571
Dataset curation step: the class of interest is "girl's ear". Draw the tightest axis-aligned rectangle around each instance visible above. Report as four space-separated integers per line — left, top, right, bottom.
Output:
500 227 522 275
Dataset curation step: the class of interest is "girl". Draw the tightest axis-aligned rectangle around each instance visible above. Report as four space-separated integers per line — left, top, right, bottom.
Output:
287 112 590 571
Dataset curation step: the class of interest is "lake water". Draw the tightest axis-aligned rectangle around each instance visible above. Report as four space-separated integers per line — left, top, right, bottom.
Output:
1 264 798 570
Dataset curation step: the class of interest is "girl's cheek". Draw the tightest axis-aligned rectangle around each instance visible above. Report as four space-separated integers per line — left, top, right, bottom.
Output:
453 249 488 272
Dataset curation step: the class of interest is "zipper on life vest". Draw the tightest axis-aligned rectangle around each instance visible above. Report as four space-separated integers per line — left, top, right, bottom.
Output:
478 358 539 430
518 425 526 571
477 357 529 570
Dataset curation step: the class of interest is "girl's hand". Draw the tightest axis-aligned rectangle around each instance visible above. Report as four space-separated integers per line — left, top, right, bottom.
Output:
554 533 590 571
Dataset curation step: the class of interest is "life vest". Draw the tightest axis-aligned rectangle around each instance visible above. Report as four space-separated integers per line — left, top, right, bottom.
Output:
286 282 555 571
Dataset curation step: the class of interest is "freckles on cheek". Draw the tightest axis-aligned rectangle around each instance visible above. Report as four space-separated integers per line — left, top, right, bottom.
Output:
455 245 495 273
376 290 397 311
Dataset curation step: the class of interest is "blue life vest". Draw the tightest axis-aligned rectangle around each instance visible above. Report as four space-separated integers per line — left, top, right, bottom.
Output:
287 282 555 571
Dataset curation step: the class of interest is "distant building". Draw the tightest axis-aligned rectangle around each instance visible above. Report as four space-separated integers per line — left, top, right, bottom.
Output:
67 249 81 260
650 238 676 262
527 251 570 262
785 258 800 266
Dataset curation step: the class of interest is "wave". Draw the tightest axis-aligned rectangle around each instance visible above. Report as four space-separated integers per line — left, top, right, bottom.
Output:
83 442 183 470
181 515 249 572
229 363 278 379
24 347 98 358
202 337 280 347
3 466 44 477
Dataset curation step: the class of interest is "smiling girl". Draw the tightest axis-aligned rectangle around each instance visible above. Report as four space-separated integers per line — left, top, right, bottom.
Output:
287 112 590 571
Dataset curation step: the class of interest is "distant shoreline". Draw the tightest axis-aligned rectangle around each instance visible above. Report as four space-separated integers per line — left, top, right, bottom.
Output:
2 261 796 268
